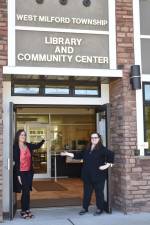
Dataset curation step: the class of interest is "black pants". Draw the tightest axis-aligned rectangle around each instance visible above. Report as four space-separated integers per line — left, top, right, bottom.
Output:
20 171 32 212
82 179 105 211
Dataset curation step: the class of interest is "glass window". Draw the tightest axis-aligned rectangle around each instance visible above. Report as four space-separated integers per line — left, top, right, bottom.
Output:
144 106 150 155
14 85 39 94
139 0 150 74
75 86 99 96
12 79 100 97
45 86 69 95
144 84 150 101
50 114 96 153
140 0 150 35
16 114 49 125
144 83 150 155
141 39 150 74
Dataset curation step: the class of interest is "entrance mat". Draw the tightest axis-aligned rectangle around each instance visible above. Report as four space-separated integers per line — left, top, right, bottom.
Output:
17 197 82 208
33 180 67 192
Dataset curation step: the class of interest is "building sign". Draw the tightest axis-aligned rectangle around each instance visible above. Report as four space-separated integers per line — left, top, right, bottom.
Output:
16 31 109 69
15 0 109 69
16 0 108 31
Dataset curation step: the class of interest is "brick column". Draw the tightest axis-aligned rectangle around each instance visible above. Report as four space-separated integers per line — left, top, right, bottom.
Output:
110 0 150 213
110 0 136 212
0 0 7 220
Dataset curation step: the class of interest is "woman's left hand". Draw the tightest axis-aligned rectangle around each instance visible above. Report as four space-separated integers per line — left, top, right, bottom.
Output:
99 163 111 170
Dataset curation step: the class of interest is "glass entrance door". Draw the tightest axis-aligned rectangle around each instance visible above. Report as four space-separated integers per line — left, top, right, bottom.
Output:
9 102 17 219
96 109 107 147
26 124 50 178
15 108 96 179
96 104 112 213
49 113 96 179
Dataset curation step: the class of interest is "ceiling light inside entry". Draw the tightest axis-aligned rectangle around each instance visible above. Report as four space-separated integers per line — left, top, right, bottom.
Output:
36 0 44 4
59 0 68 5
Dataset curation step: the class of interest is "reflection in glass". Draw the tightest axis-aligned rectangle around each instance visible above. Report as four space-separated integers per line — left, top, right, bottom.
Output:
45 86 69 95
144 106 150 155
14 85 39 94
144 84 150 101
75 86 98 96
29 127 47 174
16 111 96 175
140 0 150 35
50 114 95 154
16 114 49 124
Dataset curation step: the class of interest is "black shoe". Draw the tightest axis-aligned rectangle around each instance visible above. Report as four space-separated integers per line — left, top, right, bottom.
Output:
93 209 103 216
20 211 29 219
79 209 88 215
26 210 34 218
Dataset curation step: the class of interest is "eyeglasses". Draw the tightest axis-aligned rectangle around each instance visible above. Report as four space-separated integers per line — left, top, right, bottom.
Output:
91 137 99 139
20 133 26 137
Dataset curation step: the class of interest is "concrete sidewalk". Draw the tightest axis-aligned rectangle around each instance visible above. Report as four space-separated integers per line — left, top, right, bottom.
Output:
3 206 150 225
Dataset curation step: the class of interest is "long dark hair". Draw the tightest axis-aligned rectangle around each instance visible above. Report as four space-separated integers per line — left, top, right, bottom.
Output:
14 129 26 146
87 132 103 150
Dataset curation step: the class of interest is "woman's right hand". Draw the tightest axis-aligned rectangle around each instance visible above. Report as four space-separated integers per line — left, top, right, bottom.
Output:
60 151 69 156
18 176 22 185
60 151 74 158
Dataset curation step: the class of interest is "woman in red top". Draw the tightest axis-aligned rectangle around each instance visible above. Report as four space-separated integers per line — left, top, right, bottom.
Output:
13 129 45 219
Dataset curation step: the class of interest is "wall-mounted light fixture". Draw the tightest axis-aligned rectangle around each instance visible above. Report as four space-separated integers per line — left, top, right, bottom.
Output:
59 0 68 5
130 65 141 90
83 0 91 7
36 0 44 4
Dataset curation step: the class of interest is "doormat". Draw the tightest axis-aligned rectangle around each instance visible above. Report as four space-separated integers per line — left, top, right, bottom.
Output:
17 197 82 208
33 180 67 192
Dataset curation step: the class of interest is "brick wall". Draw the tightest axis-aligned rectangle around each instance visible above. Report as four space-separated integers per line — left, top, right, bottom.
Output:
110 0 150 213
0 0 7 220
130 158 150 212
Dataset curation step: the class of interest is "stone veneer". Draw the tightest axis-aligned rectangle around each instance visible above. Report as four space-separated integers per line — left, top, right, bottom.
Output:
110 0 150 213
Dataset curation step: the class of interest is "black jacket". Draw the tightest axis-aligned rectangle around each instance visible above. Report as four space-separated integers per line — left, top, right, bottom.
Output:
74 145 114 182
13 140 45 193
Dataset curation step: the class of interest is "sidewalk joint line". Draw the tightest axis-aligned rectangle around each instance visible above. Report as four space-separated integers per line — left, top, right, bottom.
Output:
67 218 75 225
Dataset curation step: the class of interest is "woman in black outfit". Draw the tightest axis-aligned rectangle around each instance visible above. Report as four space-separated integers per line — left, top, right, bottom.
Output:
13 129 45 219
61 132 114 216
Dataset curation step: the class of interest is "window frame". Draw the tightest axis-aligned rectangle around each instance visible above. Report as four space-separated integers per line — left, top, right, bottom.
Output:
143 82 150 155
11 78 101 97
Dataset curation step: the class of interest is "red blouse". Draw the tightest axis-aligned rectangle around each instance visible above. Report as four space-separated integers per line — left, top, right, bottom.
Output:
20 147 31 171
